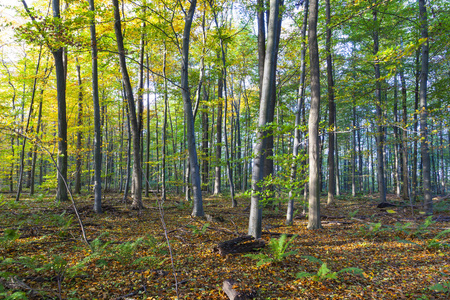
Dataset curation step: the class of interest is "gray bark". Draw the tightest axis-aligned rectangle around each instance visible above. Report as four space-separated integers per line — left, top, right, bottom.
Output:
373 9 386 204
418 0 432 214
248 0 281 238
75 60 83 195
399 68 409 200
307 0 322 229
181 0 203 217
325 0 336 205
214 76 223 195
89 0 102 212
52 0 68 203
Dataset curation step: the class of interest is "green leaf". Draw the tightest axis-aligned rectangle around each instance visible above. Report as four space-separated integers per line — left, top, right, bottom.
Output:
301 255 323 264
296 271 313 279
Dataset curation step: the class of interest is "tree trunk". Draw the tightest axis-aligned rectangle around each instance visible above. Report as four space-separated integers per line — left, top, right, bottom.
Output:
210 6 237 207
307 0 322 229
287 0 308 225
89 0 102 212
75 59 83 194
145 54 150 197
393 74 400 196
15 47 42 201
352 101 356 197
214 77 223 195
30 88 44 195
412 49 420 202
248 0 281 238
400 68 409 200
201 88 209 190
113 0 142 209
373 10 386 204
418 0 432 214
162 45 168 202
181 0 203 217
325 0 335 205
51 0 68 202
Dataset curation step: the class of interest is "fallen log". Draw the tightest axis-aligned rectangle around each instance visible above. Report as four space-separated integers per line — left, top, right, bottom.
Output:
214 235 265 256
222 279 256 300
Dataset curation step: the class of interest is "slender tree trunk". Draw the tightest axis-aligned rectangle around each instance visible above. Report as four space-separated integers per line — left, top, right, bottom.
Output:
214 77 223 195
30 88 44 195
49 0 68 202
123 98 132 203
352 102 356 197
113 0 142 209
210 7 237 207
325 0 335 205
393 74 401 196
162 45 168 202
307 0 322 229
248 0 281 238
145 54 150 197
418 0 432 214
201 87 209 190
89 0 102 212
74 59 83 194
400 68 409 200
287 0 308 225
373 10 386 204
335 128 340 196
412 49 420 202
16 47 42 201
181 0 203 216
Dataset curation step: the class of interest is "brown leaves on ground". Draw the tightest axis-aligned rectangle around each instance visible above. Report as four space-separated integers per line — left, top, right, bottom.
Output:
0 192 449 299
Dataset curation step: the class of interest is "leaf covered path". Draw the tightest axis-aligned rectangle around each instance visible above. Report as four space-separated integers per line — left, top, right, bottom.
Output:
1 193 449 299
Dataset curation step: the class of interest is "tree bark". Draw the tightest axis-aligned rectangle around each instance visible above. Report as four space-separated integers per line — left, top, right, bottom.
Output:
248 0 281 238
418 0 432 214
399 68 409 200
89 0 102 212
325 0 336 205
307 0 322 229
372 9 387 204
214 76 223 195
181 0 203 217
162 45 168 202
51 0 68 203
75 59 83 195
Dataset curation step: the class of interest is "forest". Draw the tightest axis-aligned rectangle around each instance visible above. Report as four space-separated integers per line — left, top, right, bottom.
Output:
0 0 449 299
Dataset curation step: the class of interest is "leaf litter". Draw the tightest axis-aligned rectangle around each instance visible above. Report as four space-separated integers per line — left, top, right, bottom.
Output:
0 192 449 299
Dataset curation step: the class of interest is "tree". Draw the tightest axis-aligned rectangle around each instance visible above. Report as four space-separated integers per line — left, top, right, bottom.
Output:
89 0 102 213
372 8 387 205
47 0 69 203
325 0 336 206
181 0 204 217
112 0 142 210
248 0 281 238
307 0 322 230
418 0 432 214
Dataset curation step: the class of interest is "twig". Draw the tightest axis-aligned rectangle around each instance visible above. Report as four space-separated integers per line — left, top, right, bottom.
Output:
142 173 179 298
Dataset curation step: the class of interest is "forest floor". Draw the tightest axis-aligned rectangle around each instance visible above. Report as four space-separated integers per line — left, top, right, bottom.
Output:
1 191 449 299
